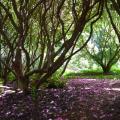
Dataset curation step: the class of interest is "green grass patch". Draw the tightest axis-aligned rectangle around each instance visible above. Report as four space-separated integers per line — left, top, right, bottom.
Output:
0 79 2 86
64 69 120 80
0 82 2 86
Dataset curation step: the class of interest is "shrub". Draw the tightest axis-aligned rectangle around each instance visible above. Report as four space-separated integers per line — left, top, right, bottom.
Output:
47 70 66 89
7 72 15 81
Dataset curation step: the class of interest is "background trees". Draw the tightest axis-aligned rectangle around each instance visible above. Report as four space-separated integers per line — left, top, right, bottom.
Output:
86 15 120 74
64 2 120 75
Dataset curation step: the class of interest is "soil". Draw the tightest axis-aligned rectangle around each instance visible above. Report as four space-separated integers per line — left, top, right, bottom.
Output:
0 79 120 120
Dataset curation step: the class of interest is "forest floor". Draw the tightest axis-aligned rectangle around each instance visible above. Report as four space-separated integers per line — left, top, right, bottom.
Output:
0 78 120 120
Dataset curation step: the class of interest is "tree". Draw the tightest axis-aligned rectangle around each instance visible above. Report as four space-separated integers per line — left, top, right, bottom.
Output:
0 0 104 93
85 14 120 74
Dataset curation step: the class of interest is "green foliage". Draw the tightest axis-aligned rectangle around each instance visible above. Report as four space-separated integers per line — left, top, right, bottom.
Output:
7 72 15 81
0 80 2 85
29 70 66 89
30 73 40 81
0 80 3 94
46 70 66 89
31 87 38 100
111 66 120 74
47 78 66 89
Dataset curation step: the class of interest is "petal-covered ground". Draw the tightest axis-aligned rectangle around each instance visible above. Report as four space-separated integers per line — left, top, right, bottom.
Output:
0 79 120 120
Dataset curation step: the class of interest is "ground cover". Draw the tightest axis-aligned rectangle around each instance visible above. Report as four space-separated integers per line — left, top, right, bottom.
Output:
0 78 120 120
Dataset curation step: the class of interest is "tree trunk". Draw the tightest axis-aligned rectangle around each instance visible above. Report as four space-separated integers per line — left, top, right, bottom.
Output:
19 76 30 95
13 48 30 94
2 68 8 85
102 66 111 74
3 74 8 85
